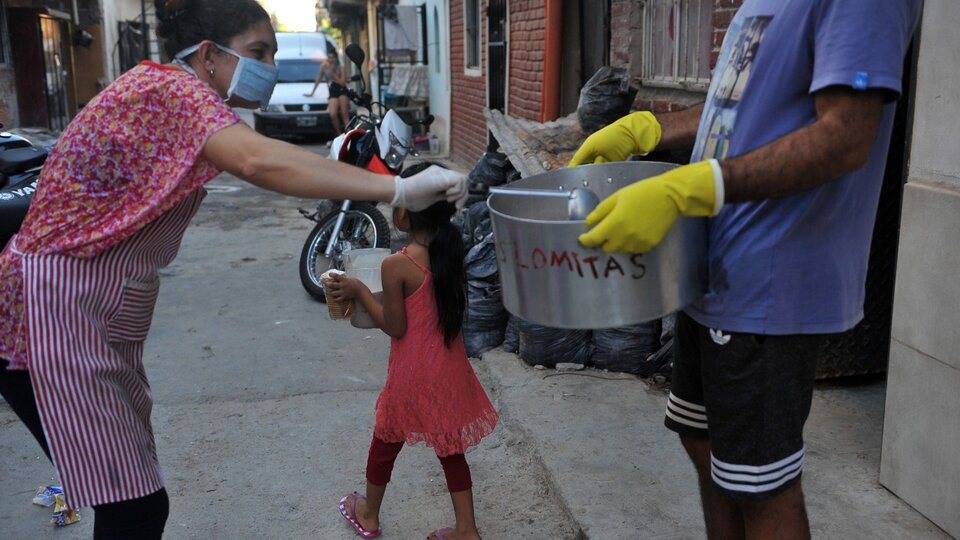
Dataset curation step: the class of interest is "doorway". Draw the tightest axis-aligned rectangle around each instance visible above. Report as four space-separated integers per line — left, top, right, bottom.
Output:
487 0 507 113
39 14 70 131
10 8 74 130
425 0 450 155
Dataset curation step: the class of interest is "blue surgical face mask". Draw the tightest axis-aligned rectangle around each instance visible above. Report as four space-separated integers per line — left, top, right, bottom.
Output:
174 42 278 110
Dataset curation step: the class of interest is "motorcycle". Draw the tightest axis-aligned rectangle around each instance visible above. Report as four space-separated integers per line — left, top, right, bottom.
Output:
0 123 47 249
297 43 431 302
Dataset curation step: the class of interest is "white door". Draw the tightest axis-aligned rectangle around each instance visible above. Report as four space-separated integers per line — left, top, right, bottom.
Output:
424 0 450 155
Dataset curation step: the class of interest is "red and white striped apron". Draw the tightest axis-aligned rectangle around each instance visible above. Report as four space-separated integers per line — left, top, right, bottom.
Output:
10 190 205 508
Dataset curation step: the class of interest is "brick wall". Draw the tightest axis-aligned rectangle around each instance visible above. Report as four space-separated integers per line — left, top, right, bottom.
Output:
610 0 633 68
449 0 489 167
0 68 17 126
449 1 549 167
711 0 743 70
610 0 744 113
506 1 544 121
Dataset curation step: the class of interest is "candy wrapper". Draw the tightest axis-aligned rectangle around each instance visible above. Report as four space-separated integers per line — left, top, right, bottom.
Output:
32 485 63 507
51 493 81 527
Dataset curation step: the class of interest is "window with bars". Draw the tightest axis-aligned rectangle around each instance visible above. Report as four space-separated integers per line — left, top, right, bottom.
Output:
642 0 714 90
464 0 480 72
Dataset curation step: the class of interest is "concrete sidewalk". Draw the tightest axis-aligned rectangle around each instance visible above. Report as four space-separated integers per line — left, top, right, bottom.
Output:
473 348 952 539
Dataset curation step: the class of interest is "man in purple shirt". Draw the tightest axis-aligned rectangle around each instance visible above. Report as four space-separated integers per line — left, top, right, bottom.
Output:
571 0 922 537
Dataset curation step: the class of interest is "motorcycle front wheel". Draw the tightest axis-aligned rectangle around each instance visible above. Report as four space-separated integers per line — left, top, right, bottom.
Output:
298 202 390 302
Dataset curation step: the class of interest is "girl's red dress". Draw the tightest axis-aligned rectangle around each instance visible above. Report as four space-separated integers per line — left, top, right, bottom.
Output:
373 250 498 457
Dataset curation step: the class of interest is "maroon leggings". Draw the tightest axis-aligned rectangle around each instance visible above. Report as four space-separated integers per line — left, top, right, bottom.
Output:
366 436 472 492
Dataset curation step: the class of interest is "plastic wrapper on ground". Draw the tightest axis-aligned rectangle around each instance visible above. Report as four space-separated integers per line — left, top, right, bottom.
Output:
51 493 80 527
32 485 63 507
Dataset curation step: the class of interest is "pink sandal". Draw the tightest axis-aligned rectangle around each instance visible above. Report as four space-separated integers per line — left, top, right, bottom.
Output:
428 528 454 540
338 492 382 539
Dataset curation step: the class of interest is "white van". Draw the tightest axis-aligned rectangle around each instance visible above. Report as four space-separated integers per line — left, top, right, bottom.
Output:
254 32 343 138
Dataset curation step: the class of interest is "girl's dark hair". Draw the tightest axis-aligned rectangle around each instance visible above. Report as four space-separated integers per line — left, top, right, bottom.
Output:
401 164 466 347
154 0 271 59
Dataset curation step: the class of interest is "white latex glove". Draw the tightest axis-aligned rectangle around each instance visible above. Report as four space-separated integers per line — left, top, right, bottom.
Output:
391 165 468 211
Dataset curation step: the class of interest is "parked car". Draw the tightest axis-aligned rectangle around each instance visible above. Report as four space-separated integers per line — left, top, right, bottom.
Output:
253 32 347 139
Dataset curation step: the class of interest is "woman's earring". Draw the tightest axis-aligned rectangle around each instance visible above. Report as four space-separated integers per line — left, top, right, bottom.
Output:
208 68 215 77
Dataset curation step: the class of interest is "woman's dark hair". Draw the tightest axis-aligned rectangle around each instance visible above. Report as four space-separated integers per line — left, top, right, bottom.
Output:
154 0 271 59
401 164 466 347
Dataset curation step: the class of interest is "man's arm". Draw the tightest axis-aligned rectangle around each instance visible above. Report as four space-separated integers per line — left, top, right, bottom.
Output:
656 103 705 152
720 86 885 202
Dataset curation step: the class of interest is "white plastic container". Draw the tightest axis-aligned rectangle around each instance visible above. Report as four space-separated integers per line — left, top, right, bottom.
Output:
343 248 392 328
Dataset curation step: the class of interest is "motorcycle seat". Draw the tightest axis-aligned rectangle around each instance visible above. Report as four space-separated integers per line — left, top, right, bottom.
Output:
0 174 36 249
0 147 47 176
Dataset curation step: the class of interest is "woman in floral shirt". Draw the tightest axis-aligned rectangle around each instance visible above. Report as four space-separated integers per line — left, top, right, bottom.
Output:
0 0 465 537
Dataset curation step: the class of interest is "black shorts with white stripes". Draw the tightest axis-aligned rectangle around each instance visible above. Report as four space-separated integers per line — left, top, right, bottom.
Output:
664 311 825 501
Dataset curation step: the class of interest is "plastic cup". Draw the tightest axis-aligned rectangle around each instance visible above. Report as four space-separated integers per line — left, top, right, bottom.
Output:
320 270 354 320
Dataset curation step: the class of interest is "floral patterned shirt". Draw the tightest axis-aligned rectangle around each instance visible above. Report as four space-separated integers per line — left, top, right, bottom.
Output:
0 61 240 368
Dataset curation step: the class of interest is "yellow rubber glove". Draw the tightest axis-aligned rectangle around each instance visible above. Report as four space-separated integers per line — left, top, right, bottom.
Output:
579 160 724 253
569 111 662 166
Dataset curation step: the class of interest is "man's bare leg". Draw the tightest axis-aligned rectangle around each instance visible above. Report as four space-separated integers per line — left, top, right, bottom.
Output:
681 435 745 539
740 482 809 540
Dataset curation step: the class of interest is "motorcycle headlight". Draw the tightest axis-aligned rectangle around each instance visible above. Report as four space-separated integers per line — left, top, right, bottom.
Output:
384 131 411 170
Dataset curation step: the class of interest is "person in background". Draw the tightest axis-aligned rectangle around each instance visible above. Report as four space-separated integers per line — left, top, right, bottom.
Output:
305 49 352 136
0 0 465 538
328 194 498 540
569 0 921 538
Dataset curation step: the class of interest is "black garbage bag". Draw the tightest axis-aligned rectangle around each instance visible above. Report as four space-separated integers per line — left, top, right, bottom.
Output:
578 66 639 134
463 234 507 357
468 151 510 187
451 212 470 250
456 203 494 252
464 282 508 357
464 232 498 281
468 151 513 192
518 320 593 369
502 315 520 353
638 335 674 378
591 321 662 375
635 313 676 378
466 202 492 245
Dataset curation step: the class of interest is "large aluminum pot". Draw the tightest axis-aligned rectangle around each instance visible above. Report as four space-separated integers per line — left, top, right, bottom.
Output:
487 161 707 329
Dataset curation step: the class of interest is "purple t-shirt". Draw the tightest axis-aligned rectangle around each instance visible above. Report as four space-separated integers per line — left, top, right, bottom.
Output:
686 0 921 334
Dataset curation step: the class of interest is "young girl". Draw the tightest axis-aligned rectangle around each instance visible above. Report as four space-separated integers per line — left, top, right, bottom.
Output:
327 198 498 540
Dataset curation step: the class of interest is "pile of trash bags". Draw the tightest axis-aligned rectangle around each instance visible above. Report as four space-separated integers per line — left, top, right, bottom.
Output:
457 152 674 376
461 202 508 357
464 151 520 207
